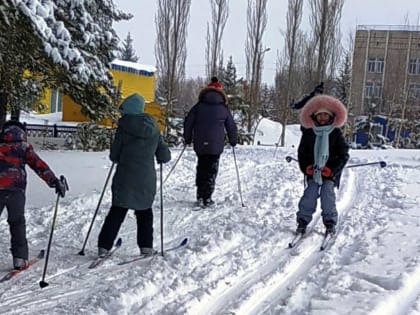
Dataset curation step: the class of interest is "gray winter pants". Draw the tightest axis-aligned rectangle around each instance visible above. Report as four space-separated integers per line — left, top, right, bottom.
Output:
0 190 28 259
297 179 338 225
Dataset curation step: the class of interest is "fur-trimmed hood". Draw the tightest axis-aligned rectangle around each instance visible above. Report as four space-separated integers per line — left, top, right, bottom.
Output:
300 95 347 128
198 86 228 105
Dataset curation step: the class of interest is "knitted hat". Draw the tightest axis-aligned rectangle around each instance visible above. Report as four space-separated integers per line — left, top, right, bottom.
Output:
313 108 333 117
119 93 145 115
300 95 347 128
208 76 222 89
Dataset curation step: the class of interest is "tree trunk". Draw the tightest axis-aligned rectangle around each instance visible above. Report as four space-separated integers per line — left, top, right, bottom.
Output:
0 92 8 129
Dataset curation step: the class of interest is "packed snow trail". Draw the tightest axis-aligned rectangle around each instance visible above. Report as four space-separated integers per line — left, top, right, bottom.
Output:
198 160 356 315
0 147 419 315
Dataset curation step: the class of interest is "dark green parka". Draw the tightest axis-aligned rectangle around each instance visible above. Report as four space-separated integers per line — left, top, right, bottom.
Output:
110 113 171 210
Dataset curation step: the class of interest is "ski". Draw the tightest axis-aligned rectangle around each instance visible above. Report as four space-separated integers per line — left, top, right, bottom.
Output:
320 232 335 251
89 237 122 269
118 237 188 265
0 250 45 283
288 232 304 248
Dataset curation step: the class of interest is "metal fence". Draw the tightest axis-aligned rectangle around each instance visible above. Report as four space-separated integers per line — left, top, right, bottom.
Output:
23 123 78 139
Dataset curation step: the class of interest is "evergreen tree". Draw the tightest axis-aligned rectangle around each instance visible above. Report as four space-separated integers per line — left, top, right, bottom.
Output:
120 32 139 62
220 56 252 144
0 0 131 125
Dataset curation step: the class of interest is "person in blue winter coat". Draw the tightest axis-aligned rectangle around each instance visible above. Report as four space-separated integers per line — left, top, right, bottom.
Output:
0 120 67 270
183 77 237 207
295 95 349 235
97 93 171 258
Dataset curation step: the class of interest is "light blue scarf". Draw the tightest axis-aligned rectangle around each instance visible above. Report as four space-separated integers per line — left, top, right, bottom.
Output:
313 125 334 185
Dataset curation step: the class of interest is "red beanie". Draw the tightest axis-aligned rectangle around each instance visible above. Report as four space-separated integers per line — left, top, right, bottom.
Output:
208 76 222 89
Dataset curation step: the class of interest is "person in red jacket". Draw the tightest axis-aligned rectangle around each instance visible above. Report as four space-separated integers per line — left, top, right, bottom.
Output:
0 120 67 270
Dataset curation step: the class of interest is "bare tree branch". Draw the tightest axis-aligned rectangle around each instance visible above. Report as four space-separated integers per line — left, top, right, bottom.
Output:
155 0 191 135
205 0 229 78
245 0 268 134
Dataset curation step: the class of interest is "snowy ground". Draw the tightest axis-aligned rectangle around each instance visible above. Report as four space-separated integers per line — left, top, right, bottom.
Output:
0 120 419 314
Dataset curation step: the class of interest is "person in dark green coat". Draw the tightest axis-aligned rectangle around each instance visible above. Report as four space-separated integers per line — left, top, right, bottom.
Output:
97 93 171 257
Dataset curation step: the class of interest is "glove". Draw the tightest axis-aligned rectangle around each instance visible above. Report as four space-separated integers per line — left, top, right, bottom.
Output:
321 166 332 177
54 176 68 198
305 165 313 175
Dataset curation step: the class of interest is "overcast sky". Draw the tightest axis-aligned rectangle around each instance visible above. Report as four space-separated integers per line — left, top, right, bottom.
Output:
113 0 420 83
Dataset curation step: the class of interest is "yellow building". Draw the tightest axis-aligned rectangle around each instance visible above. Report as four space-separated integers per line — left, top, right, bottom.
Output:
40 59 163 130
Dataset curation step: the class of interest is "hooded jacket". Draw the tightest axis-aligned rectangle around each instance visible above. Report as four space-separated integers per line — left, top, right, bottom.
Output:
0 122 57 191
110 114 171 210
183 87 237 155
297 95 349 187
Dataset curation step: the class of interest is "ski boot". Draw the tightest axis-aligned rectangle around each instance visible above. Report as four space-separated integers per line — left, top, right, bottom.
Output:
324 221 336 235
140 247 156 257
98 247 110 258
13 257 29 270
296 218 308 235
203 198 215 207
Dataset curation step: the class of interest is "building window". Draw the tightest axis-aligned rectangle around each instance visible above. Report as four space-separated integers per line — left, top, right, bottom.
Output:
408 58 420 75
50 89 62 113
367 57 384 73
365 81 382 98
408 83 420 98
365 81 373 97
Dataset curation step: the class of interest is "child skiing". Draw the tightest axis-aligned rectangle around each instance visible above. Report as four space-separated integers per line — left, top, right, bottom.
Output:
97 93 171 258
295 95 349 235
0 120 67 270
183 77 237 207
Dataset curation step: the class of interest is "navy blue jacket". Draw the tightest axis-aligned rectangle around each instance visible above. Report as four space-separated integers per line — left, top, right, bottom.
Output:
183 87 237 155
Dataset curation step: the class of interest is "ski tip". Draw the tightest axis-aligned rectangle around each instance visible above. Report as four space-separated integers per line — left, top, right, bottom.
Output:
180 238 188 246
115 238 122 247
320 246 325 251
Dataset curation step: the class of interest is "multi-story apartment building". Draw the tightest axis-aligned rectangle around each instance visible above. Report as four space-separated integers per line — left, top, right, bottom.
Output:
350 25 420 116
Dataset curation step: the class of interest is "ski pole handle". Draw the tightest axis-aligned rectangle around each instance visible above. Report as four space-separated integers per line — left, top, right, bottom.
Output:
285 156 298 163
60 175 69 190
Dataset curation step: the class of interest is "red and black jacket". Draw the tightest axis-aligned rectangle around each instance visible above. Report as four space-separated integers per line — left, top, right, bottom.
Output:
0 122 57 191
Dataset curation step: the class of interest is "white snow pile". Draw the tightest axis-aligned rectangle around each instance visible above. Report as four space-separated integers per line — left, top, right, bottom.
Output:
0 125 419 314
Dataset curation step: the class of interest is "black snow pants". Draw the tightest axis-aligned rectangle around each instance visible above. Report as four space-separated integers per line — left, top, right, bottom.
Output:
0 190 28 259
98 206 153 251
195 154 220 200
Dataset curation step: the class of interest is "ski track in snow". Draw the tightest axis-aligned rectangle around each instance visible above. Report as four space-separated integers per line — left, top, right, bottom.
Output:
198 159 357 315
0 147 419 314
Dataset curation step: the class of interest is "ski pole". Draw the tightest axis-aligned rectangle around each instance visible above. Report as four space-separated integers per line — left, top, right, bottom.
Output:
232 147 245 207
160 163 164 257
40 176 68 288
286 156 387 169
346 161 387 168
163 144 186 184
78 163 115 256
285 155 298 163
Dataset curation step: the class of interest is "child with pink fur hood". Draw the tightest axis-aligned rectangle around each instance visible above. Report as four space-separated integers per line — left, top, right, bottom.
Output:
295 95 349 235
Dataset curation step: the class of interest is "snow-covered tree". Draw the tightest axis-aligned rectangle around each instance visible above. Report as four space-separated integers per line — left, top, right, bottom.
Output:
120 32 139 62
0 0 131 126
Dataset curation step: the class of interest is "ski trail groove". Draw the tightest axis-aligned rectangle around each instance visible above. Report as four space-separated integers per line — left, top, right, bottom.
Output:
200 169 356 315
